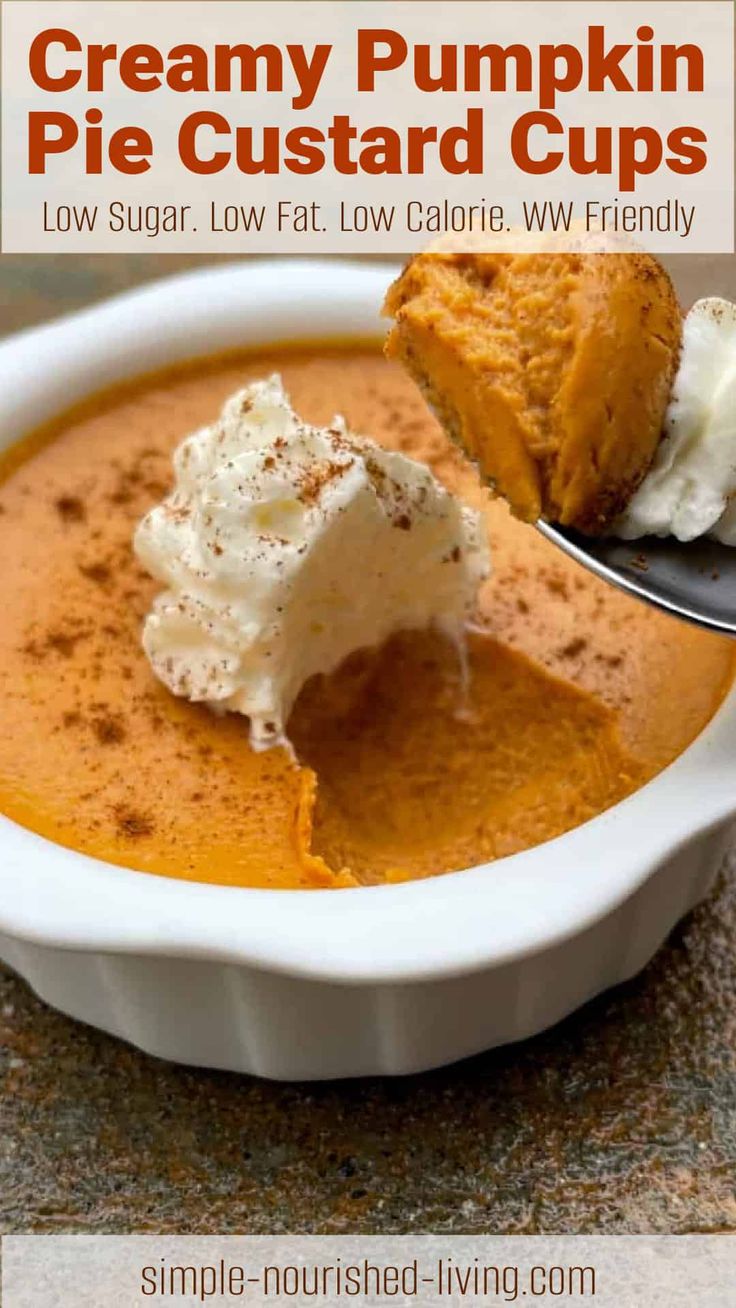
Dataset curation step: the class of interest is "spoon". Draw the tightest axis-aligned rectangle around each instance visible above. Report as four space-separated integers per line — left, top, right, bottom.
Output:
536 522 736 637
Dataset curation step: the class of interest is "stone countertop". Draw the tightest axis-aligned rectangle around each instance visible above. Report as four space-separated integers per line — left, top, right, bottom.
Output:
1 255 735 1235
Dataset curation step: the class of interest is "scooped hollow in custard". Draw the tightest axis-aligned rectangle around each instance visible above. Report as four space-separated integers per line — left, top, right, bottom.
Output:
384 250 682 533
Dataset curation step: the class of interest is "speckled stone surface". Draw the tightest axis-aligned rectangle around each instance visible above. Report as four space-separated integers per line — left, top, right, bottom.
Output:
1 255 736 1236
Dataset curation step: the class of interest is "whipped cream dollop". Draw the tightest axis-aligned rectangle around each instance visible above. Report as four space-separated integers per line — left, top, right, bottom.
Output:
134 375 489 750
616 297 736 543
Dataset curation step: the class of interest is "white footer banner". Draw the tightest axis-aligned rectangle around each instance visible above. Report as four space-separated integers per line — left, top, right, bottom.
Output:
2 1235 736 1305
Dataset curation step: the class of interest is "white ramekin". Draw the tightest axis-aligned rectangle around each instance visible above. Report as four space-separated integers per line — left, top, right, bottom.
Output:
1 260 735 1080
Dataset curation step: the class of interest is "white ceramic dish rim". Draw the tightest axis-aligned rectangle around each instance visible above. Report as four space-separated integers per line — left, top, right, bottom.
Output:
1 257 735 987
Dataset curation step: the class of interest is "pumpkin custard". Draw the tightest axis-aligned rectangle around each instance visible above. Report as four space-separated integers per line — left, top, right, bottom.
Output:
384 250 682 533
0 346 733 889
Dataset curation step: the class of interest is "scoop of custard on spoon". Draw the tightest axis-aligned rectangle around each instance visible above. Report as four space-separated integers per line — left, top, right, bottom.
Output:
383 250 736 635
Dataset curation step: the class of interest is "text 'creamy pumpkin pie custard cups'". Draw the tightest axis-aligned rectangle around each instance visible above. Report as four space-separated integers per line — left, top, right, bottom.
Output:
1 259 735 1080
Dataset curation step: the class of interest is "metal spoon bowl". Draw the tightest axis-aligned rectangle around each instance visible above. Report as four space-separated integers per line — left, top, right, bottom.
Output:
537 523 736 637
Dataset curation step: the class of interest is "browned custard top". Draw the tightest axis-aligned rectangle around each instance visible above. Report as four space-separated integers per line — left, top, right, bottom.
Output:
0 346 733 888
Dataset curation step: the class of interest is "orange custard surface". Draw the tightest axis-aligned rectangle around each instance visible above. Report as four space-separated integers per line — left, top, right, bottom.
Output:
0 346 733 889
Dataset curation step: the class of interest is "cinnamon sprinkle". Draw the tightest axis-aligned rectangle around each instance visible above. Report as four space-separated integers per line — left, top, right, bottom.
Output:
54 495 86 523
113 804 154 838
